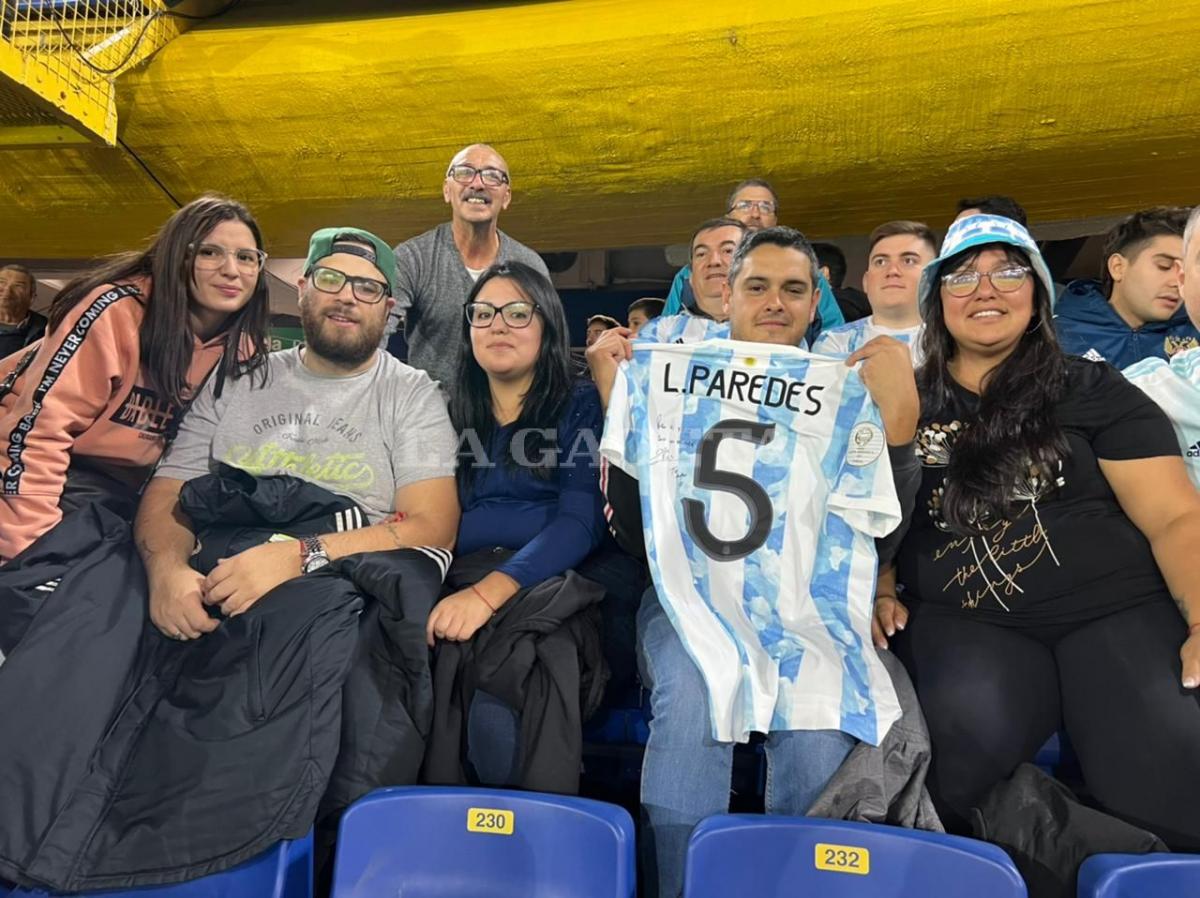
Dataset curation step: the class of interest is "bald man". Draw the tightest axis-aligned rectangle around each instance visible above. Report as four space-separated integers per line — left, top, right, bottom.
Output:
387 143 549 390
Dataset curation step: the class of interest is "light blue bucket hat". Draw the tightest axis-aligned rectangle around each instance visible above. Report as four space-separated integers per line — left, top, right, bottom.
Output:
919 214 1056 310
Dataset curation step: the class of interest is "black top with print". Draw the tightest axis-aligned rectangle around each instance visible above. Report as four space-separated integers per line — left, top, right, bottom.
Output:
895 357 1180 627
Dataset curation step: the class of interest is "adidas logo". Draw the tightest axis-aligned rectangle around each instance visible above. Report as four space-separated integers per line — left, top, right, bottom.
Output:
1187 441 1200 459
1081 348 1106 363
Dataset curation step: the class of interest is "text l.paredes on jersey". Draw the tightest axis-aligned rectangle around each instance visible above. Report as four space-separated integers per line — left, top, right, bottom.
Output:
661 361 826 415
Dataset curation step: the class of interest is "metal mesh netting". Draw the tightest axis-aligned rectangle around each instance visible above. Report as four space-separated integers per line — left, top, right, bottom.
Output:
0 0 180 141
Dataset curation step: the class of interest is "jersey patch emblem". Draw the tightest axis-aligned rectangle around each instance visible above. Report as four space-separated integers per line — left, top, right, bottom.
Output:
845 422 885 467
1165 335 1200 358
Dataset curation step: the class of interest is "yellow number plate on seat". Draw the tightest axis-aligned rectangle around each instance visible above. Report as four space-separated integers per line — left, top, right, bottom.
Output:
814 842 870 875
466 807 515 835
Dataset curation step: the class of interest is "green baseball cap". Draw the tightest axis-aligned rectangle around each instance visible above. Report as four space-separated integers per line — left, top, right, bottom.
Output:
303 227 397 296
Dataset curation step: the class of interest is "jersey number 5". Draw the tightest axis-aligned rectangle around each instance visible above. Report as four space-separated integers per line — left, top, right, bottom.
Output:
683 418 777 561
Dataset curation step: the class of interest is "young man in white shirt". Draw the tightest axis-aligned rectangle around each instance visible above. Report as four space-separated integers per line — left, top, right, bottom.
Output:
812 221 937 365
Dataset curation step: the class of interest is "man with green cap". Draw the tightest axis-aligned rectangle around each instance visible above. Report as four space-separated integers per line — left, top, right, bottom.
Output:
135 228 460 640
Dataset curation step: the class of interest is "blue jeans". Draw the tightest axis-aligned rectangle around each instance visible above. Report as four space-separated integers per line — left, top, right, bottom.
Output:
638 586 856 898
467 690 522 786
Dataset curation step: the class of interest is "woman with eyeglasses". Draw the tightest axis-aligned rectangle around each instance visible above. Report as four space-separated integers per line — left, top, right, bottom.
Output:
424 261 607 787
0 195 270 564
874 215 1200 849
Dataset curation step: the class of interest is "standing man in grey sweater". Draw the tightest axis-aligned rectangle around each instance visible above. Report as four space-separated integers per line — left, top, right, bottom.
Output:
388 143 549 391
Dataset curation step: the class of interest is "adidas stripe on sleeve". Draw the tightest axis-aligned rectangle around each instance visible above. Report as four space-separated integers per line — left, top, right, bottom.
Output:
1124 346 1200 489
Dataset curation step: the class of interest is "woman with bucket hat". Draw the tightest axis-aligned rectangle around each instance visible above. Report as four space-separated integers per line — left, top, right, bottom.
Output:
873 214 1200 849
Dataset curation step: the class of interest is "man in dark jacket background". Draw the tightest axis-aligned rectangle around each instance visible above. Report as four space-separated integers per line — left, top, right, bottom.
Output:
1055 207 1199 368
0 264 46 359
813 241 871 323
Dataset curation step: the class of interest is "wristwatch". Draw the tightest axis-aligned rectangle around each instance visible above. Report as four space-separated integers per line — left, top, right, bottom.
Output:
300 535 331 574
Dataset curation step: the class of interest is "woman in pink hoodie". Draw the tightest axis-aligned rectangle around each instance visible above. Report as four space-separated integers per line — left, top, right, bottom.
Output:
0 195 271 563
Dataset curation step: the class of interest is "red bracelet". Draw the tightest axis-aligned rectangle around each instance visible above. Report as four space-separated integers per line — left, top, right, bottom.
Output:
471 584 498 615
1190 621 1200 637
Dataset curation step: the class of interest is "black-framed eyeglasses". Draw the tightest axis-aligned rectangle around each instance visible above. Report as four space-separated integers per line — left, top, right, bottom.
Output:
447 164 510 188
190 242 267 273
465 300 539 328
728 199 777 215
309 266 390 304
941 266 1032 298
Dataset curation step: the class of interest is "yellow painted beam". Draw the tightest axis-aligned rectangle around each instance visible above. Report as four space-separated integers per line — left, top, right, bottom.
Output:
0 37 114 143
0 1 189 148
0 121 94 147
1 0 1198 258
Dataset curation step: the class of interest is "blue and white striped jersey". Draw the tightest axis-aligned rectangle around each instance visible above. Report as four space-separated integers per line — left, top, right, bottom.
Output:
601 339 902 745
636 312 730 345
812 316 924 366
1124 346 1200 489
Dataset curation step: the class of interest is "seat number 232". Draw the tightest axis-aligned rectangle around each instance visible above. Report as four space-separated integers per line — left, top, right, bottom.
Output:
814 842 870 875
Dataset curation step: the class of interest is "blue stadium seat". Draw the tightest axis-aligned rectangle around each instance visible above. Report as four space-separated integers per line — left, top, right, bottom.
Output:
1034 731 1063 771
683 815 1027 897
1077 852 1200 897
330 786 636 898
2 830 312 898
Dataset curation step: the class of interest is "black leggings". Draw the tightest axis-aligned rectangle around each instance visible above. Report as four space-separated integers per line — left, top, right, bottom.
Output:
895 598 1200 849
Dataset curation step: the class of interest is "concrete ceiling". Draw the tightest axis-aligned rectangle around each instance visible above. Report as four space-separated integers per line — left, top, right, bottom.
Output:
1 0 1198 260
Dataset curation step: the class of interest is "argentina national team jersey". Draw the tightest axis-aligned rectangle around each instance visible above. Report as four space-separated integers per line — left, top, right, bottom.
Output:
811 316 925 366
637 312 730 345
1124 346 1200 489
601 339 902 745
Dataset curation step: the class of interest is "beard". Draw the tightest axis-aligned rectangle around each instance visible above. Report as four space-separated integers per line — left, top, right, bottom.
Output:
299 294 386 368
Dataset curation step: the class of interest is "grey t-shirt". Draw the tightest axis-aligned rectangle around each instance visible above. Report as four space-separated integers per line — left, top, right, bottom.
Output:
389 222 549 391
157 347 457 523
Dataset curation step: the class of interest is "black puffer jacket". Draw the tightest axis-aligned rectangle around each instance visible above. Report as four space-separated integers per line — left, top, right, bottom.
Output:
423 547 608 795
0 471 445 892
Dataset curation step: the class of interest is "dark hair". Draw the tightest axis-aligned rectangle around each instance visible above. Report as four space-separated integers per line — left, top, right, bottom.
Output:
725 178 779 212
628 297 665 319
868 220 938 256
955 195 1028 227
727 225 819 287
48 195 269 405
0 263 35 289
917 243 1068 535
690 217 747 253
811 242 847 287
451 261 574 490
586 314 621 330
1099 206 1189 298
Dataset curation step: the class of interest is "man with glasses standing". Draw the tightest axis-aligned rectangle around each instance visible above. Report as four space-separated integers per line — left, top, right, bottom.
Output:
387 144 549 392
137 227 459 638
661 179 844 333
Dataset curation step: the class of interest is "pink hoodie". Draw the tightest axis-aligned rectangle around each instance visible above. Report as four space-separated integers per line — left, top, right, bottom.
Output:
0 278 227 561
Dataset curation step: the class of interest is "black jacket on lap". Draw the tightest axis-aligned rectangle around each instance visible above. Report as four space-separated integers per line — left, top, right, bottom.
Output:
971 764 1167 898
0 471 445 892
424 548 608 795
